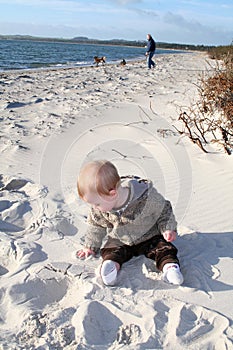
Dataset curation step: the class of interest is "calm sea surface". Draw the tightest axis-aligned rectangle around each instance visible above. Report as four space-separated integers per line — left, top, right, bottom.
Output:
0 40 184 71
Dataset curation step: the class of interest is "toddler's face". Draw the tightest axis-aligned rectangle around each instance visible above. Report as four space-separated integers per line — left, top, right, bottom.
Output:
83 191 116 212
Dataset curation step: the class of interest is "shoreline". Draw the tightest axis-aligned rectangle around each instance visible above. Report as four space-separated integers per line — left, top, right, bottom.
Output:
0 49 193 74
0 56 145 74
0 52 199 75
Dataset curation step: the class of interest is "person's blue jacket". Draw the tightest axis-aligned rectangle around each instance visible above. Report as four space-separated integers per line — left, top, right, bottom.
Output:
147 37 156 52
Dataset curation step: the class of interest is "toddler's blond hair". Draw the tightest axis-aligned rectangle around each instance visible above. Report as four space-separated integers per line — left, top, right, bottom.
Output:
77 160 120 198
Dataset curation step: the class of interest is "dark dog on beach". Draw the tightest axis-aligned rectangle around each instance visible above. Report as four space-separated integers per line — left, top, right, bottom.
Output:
120 59 126 66
94 56 106 66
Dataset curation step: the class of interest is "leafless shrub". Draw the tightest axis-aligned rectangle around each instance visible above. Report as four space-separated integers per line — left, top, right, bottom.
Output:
176 51 233 155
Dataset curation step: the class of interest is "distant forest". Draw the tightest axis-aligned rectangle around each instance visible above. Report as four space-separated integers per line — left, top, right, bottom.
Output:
0 35 215 51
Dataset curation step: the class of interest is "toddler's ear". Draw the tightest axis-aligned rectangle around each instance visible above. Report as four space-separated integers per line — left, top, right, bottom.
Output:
109 189 117 197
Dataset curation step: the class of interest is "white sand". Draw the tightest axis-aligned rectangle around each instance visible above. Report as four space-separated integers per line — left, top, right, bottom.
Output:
0 52 233 349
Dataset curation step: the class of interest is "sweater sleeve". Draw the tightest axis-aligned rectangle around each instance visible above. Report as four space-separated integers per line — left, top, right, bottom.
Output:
156 199 177 233
84 208 107 251
149 188 177 233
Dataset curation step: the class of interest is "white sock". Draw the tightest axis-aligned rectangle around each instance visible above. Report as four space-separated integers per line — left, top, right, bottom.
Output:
100 260 118 286
162 263 184 285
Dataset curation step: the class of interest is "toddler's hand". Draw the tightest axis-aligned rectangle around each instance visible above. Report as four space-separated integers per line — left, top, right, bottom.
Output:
76 248 95 259
162 230 177 242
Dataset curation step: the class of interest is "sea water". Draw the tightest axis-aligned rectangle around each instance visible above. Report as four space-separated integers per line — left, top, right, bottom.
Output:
0 39 184 71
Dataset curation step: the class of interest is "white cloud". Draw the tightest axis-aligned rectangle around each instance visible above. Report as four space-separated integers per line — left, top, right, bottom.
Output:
108 0 143 4
0 0 142 7
132 8 158 17
0 21 139 40
164 12 200 31
0 0 107 12
0 0 232 44
163 11 233 45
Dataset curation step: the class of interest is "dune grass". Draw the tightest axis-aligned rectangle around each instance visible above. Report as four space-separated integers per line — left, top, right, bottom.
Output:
176 45 233 154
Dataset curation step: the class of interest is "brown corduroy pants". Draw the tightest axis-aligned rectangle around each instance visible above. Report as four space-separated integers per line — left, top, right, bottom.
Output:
100 235 180 271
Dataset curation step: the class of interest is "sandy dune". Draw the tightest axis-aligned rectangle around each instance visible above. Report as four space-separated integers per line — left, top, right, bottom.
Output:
0 52 233 349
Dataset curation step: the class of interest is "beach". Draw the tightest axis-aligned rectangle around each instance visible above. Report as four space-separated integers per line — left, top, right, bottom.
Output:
0 52 233 349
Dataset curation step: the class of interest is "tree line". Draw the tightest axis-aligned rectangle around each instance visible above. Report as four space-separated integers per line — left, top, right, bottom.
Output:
0 34 215 51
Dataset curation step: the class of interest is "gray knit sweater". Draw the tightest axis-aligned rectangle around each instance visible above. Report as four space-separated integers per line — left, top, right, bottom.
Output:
84 176 177 251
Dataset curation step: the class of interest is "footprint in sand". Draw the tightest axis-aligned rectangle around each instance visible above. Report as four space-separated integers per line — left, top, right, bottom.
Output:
71 294 233 349
15 308 76 348
0 175 47 234
0 175 48 275
72 300 122 346
0 239 17 275
8 274 68 310
152 299 232 349
0 271 69 344
0 178 28 191
0 238 47 276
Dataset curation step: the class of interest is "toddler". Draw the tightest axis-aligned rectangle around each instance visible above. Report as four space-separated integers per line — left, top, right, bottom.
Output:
76 160 183 286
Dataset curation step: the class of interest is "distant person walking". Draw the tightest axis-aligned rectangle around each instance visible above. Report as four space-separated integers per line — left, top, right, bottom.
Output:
145 34 156 69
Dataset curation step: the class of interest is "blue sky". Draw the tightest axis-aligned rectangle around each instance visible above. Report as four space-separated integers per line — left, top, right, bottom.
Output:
0 0 232 45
